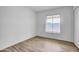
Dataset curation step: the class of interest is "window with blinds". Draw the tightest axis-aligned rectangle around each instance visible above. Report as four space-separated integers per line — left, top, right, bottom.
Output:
45 15 60 33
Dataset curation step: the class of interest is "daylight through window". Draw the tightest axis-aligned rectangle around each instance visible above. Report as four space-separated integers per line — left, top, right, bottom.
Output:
46 15 60 33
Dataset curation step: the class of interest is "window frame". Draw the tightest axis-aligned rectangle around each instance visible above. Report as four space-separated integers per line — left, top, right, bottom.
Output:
45 14 61 33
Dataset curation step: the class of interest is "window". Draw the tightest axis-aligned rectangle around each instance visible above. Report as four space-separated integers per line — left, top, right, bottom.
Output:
45 15 60 33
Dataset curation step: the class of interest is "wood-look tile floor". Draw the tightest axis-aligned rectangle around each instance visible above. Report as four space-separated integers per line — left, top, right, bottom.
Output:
1 36 79 52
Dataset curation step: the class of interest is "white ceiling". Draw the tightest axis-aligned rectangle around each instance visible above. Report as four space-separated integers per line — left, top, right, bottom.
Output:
26 6 64 12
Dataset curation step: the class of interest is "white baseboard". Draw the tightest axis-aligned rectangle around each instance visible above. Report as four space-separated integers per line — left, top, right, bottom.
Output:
75 42 79 48
37 35 74 43
0 35 75 50
0 34 36 50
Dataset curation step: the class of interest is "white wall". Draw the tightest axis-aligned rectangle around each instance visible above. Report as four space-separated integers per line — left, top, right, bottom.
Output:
0 6 75 50
74 7 79 48
0 6 36 50
36 7 74 42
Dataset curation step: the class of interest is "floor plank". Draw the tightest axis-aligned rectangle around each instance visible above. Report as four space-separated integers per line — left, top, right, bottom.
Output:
1 36 79 52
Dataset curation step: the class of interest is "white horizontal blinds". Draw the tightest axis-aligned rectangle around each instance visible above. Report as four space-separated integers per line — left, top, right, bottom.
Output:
46 16 53 32
52 15 60 33
46 15 60 33
52 15 60 23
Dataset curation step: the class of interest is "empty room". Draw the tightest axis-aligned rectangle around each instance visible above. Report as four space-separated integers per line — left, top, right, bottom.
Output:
0 6 79 52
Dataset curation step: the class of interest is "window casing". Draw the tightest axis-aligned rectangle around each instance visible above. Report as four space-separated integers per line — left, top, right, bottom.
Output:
45 15 60 33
